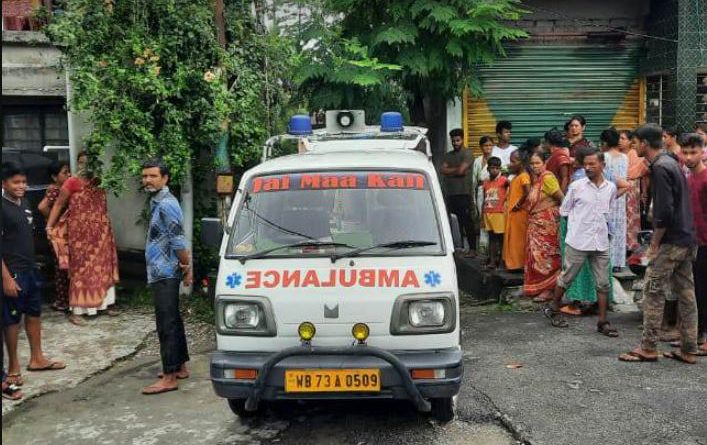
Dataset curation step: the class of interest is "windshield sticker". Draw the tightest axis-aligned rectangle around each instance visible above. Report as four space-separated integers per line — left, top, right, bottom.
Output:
250 172 427 193
226 272 243 288
424 270 441 287
222 269 446 289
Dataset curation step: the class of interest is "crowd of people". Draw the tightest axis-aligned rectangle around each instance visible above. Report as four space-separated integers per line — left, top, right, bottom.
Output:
2 156 192 400
442 118 707 361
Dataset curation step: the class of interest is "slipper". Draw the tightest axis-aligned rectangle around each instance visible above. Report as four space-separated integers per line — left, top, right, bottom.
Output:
2 383 23 400
597 321 619 338
51 303 68 312
68 315 88 326
542 306 569 328
560 305 582 316
533 295 552 303
27 361 66 372
670 341 706 350
662 351 697 364
142 385 178 395
618 350 658 362
6 373 24 387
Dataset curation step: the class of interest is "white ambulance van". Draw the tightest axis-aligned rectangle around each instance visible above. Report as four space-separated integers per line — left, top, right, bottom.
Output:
202 111 464 421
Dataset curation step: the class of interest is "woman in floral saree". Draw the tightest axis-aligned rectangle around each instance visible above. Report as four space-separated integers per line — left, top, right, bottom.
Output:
524 152 564 301
46 152 119 326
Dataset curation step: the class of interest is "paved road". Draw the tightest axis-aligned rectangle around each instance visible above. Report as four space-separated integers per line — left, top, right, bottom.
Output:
3 305 705 445
1 351 515 445
463 308 707 445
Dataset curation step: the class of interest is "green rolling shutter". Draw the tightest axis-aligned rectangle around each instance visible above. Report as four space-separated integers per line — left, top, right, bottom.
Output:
465 44 642 154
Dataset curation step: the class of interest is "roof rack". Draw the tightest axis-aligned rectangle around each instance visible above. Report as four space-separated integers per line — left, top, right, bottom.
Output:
262 111 431 161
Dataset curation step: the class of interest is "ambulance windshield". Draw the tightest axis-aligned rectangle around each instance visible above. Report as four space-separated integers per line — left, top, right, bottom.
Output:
226 171 443 258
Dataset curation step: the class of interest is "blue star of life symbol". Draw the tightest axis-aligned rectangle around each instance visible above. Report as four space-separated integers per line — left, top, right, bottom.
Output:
226 272 242 288
424 270 441 287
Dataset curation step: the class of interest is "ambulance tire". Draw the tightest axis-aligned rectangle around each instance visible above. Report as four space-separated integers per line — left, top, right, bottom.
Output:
430 397 455 422
227 398 261 418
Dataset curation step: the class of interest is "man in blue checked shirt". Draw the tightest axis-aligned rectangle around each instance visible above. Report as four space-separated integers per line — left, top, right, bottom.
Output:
140 159 193 395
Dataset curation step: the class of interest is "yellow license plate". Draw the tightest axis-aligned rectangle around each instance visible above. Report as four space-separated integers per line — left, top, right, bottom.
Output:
284 369 381 393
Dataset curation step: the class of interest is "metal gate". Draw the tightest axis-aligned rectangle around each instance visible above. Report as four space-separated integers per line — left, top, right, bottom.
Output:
464 44 643 155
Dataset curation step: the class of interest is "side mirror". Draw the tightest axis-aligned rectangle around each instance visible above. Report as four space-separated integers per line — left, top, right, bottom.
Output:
449 214 463 250
201 217 223 248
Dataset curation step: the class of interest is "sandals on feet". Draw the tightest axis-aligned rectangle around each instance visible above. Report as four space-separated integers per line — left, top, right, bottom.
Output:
104 308 120 317
6 373 24 386
27 361 66 372
142 384 178 395
662 351 697 364
51 303 68 312
68 315 88 326
560 305 582 316
542 306 569 328
597 321 619 337
2 383 23 400
618 349 658 362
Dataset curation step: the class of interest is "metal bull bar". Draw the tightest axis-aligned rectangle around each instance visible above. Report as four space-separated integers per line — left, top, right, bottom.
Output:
244 344 432 412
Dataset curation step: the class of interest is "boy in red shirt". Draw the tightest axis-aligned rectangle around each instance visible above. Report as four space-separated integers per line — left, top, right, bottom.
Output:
683 133 707 355
482 156 509 269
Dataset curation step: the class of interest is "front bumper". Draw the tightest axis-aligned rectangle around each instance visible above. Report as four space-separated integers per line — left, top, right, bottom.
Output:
210 345 463 412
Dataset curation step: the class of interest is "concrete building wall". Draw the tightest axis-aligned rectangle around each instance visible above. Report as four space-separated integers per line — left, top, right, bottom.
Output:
2 31 65 96
516 0 648 39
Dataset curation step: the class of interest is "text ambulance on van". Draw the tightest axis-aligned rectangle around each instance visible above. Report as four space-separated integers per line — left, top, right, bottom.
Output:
202 111 464 422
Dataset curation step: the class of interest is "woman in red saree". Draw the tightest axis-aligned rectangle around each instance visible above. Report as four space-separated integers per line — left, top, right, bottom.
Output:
46 152 119 326
524 152 565 301
620 130 648 251
38 161 71 312
545 129 573 193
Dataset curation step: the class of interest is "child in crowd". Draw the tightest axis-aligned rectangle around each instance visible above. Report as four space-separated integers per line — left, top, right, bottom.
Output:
482 157 509 269
38 161 71 312
2 162 66 390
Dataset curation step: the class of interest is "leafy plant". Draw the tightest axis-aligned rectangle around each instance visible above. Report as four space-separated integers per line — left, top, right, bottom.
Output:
47 0 301 278
293 0 527 155
47 0 235 190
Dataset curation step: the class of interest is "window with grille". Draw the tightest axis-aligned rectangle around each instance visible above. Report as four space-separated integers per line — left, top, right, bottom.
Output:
645 74 675 127
2 104 68 156
697 72 707 125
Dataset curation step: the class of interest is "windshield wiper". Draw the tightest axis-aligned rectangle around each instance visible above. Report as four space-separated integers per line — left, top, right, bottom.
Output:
329 240 437 263
238 241 356 264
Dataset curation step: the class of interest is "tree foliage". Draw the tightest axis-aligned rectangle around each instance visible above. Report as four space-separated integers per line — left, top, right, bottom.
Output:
294 0 527 122
47 0 297 190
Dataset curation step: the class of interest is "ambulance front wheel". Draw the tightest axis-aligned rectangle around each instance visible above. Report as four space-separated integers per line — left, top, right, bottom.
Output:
227 398 260 418
430 397 455 422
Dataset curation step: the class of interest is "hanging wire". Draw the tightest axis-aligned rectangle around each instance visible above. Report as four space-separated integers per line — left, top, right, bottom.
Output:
523 4 679 44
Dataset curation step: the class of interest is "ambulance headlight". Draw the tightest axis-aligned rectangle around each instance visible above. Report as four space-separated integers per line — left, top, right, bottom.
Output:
409 301 445 327
390 293 456 335
216 296 277 336
224 303 260 329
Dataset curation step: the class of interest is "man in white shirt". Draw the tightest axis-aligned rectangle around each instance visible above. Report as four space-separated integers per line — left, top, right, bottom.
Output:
491 120 518 168
543 148 618 336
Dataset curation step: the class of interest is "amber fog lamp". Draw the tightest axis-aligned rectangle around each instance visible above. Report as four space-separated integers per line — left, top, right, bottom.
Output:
352 323 370 343
298 322 316 341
